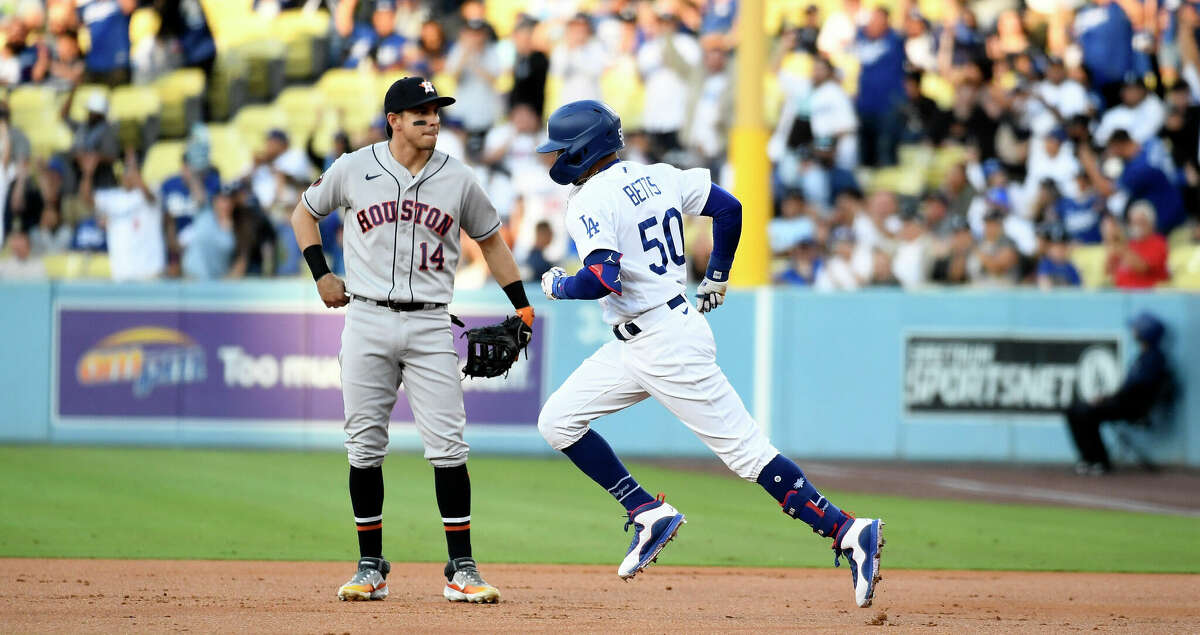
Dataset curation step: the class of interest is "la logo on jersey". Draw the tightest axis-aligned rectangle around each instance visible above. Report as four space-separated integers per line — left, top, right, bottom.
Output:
580 215 600 238
420 81 435 94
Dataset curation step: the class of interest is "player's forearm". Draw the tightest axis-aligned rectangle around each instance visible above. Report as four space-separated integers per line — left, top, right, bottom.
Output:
700 184 742 280
292 201 333 282
552 250 622 300
478 232 522 287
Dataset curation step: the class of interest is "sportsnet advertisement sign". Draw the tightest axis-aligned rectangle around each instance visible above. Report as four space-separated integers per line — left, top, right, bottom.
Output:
54 307 543 426
903 333 1123 416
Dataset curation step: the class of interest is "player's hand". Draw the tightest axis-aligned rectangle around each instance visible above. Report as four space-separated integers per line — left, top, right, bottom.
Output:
696 277 727 313
541 267 567 300
515 306 534 345
316 273 349 308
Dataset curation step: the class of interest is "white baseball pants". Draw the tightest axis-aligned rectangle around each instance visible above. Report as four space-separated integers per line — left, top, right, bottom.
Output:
538 298 778 481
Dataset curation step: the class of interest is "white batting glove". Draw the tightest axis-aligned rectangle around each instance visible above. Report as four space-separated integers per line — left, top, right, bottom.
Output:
696 277 727 313
541 267 567 300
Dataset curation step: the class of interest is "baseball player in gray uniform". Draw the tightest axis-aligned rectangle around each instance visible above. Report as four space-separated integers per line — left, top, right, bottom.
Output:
290 77 535 604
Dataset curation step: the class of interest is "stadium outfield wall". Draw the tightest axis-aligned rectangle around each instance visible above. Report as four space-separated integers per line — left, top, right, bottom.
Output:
1 281 1196 467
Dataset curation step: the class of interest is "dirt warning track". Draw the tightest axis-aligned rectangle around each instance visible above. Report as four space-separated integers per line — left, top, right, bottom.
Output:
1 559 1197 632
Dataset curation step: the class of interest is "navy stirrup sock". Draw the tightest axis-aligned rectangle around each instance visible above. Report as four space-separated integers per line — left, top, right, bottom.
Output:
562 429 655 512
756 454 851 539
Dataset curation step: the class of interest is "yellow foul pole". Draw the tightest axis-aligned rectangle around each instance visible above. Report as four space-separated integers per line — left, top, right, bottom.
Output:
729 0 770 287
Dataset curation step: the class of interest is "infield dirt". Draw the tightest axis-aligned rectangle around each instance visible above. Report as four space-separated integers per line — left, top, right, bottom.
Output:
2 559 1196 632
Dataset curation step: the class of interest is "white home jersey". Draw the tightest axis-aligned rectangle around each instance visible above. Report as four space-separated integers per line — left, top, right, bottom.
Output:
303 144 501 304
565 161 712 325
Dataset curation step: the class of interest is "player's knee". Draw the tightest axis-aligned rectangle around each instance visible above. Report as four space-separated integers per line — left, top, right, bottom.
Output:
346 444 386 469
537 402 584 451
426 444 469 468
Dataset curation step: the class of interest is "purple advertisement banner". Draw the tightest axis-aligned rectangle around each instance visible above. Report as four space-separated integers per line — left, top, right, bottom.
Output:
55 307 543 425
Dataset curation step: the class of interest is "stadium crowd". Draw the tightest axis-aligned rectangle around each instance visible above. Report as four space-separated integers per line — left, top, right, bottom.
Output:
0 0 1198 290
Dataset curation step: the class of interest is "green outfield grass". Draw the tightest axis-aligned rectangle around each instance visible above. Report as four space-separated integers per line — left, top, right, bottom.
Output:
0 446 1196 573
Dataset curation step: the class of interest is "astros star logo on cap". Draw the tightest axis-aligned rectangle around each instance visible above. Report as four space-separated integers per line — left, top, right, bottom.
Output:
420 81 435 94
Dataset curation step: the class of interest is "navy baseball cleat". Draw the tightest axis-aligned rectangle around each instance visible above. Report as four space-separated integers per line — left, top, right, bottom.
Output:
618 495 686 579
833 517 885 607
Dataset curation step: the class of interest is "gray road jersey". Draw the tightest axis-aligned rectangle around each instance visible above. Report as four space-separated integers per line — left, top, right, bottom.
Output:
303 144 501 304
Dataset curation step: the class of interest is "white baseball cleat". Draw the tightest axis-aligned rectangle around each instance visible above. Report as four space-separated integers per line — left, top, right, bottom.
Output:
833 518 885 608
618 495 686 579
337 557 390 601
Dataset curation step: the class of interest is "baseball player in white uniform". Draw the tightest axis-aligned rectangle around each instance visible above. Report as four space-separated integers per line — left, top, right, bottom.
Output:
290 77 535 604
534 100 885 608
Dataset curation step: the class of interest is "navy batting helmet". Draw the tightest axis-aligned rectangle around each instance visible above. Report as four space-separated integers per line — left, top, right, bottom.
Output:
536 100 624 185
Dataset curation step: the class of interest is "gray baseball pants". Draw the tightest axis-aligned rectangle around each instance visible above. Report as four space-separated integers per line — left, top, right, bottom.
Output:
340 300 468 468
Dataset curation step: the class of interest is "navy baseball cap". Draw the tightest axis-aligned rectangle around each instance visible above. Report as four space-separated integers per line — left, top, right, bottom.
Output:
384 77 455 137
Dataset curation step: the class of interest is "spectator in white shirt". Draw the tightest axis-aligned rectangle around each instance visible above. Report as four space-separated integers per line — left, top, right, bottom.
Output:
249 129 312 221
549 13 606 105
1024 56 1091 139
1093 74 1166 145
81 150 165 282
444 19 502 136
0 231 46 280
482 102 544 177
808 55 859 170
1024 127 1080 204
815 226 863 291
637 11 701 158
683 34 733 169
891 206 932 289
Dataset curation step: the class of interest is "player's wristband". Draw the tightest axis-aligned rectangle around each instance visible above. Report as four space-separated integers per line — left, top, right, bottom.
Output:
705 259 732 282
304 244 332 282
502 280 531 309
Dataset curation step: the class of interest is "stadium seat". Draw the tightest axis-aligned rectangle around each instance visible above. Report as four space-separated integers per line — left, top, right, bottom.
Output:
275 9 331 81
1167 244 1200 289
233 104 289 154
155 68 206 138
26 121 73 160
1071 245 1110 289
1167 225 1192 247
141 140 186 189
208 52 249 121
8 85 57 131
42 252 71 279
274 86 325 137
316 68 377 103
238 39 287 101
207 123 253 181
600 64 644 131
129 7 161 50
110 85 162 150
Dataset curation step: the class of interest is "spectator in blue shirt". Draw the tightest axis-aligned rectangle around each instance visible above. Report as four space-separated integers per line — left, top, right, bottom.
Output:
1056 172 1105 244
775 236 822 286
1036 225 1082 289
155 0 217 75
76 0 135 86
854 7 906 167
343 1 406 69
162 129 221 274
1072 0 1136 108
179 186 235 279
1082 129 1185 235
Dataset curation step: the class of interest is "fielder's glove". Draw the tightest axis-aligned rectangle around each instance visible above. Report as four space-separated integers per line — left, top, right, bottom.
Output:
461 315 532 378
541 266 567 300
695 277 728 313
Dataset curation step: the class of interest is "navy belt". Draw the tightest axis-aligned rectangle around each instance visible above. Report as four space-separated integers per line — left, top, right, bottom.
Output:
351 294 445 312
613 294 685 341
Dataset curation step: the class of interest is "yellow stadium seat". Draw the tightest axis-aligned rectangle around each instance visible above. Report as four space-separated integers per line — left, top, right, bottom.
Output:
1071 245 1110 289
1167 225 1192 247
275 86 326 133
68 84 110 123
238 39 287 101
600 64 643 131
129 7 161 49
8 85 56 130
155 68 206 138
84 253 111 279
142 140 186 189
207 124 254 181
42 252 71 279
26 121 73 160
1167 243 1200 289
233 104 289 155
111 85 161 121
317 68 378 102
921 73 956 110
276 10 331 80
